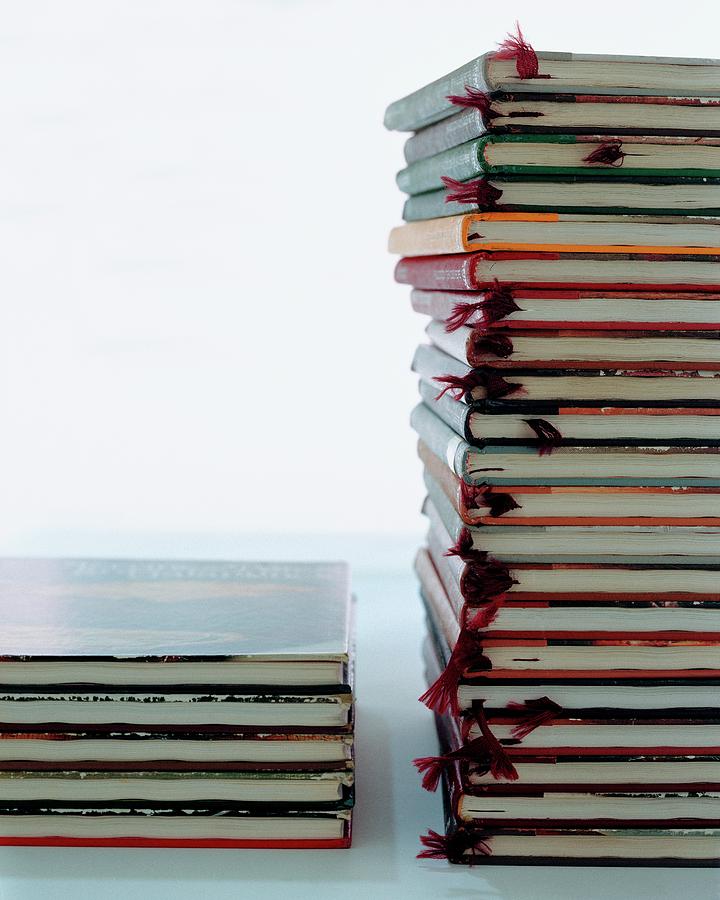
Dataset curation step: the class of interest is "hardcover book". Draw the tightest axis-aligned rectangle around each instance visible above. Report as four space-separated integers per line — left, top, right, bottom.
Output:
403 97 720 164
0 730 354 771
397 136 720 196
424 490 720 565
424 319 720 370
419 553 720 678
389 212 720 258
395 251 720 292
413 344 720 405
410 288 720 330
403 176 720 222
418 378 720 447
0 807 352 849
426 711 720 791
421 445 720 527
425 504 720 602
384 49 720 132
420 582 720 735
418 542 720 636
0 559 352 688
411 401 720 486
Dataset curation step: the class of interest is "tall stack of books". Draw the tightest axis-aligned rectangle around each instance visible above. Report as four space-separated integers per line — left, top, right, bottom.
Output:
0 558 354 848
385 30 720 866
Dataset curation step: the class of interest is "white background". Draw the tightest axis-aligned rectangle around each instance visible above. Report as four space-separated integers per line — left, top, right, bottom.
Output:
1 0 720 541
1 3 720 897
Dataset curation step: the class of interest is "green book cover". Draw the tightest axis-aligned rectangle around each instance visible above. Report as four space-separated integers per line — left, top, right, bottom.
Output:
402 175 720 221
397 135 720 197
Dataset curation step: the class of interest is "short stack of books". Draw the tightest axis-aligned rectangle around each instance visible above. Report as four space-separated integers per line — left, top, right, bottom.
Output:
0 558 354 848
385 28 720 866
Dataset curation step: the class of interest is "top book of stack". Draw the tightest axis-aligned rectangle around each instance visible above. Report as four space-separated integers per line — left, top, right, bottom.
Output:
384 48 720 133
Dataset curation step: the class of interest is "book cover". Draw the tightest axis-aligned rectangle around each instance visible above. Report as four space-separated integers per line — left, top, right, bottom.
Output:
395 251 720 292
0 806 352 849
413 344 720 407
397 135 720 196
419 559 720 679
0 559 352 686
0 769 355 810
403 176 720 222
425 490 720 566
389 212 720 258
0 729 354 772
426 320 720 370
403 96 720 164
421 445 720 527
418 379 720 448
410 401 720 486
423 617 720 719
410 285 720 331
384 49 720 132
427 709 720 791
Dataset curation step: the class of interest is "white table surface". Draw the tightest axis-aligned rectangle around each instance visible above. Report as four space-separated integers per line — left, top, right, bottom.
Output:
0 532 718 900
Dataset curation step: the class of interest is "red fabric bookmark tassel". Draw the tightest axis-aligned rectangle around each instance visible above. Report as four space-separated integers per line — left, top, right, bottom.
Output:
413 736 492 792
465 598 502 630
444 301 483 332
470 331 514 359
441 176 504 209
445 282 522 332
469 700 519 780
507 697 564 739
460 481 521 519
482 281 522 324
494 23 539 79
583 139 626 167
445 528 488 562
434 368 522 401
525 418 563 455
419 629 490 716
461 556 518 601
446 86 499 124
417 828 492 864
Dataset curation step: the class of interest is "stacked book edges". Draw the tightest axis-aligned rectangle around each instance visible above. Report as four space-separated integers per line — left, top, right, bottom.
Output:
385 25 720 866
0 558 355 848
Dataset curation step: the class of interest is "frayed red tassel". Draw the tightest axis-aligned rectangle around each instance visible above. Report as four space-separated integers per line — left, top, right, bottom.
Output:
413 736 491 792
445 301 483 332
417 829 452 860
444 528 479 562
434 368 522 401
470 701 519 780
445 86 499 124
466 597 502 630
444 282 521 332
461 558 518 602
482 281 522 324
419 629 490 716
418 828 492 864
442 176 504 209
460 481 521 519
583 139 626 167
525 418 563 455
507 697 564 739
494 23 539 79
414 756 450 793
470 331 514 359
